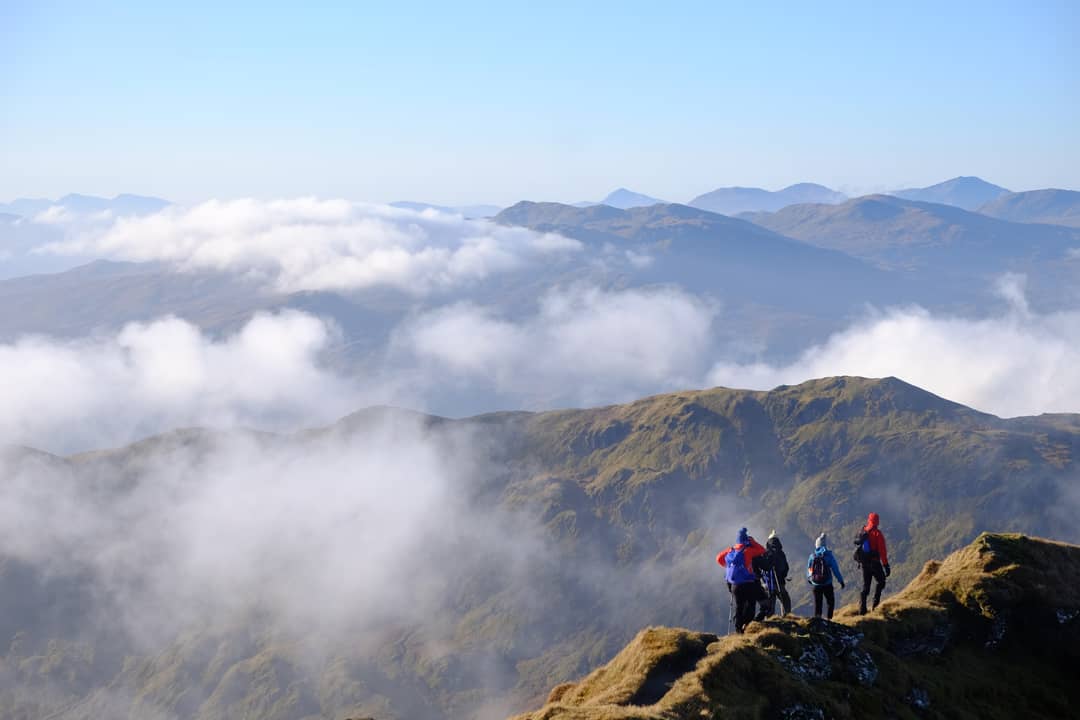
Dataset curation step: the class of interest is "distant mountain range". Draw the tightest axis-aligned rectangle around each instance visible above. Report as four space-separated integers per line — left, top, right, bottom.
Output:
890 176 1010 210
977 188 1080 228
494 201 905 347
0 193 170 218
3 376 1079 719
740 193 1080 275
688 183 847 215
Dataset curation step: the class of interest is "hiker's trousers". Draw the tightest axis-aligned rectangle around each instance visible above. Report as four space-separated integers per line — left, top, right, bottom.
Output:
860 561 886 609
813 584 835 619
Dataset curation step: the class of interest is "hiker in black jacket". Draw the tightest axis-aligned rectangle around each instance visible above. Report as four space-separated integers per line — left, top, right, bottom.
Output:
754 529 792 618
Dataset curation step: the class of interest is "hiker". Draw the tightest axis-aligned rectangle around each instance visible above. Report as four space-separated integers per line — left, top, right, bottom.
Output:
754 529 792 618
854 511 890 614
717 527 765 633
806 532 845 619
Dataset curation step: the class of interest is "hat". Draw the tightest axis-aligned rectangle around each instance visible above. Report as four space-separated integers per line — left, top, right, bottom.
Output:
815 532 828 549
737 527 750 545
768 529 778 540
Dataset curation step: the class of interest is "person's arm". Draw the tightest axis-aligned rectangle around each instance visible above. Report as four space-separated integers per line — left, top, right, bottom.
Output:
806 554 814 581
717 548 730 566
829 553 845 587
877 532 889 567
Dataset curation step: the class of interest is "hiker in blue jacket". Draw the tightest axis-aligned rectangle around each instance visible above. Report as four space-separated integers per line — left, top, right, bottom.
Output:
806 532 845 619
718 527 765 633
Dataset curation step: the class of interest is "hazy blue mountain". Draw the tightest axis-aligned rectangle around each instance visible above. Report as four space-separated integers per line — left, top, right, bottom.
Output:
570 188 666 209
598 188 666 209
390 200 503 217
0 193 170 218
0 197 53 217
495 201 909 345
687 182 846 215
890 176 1010 210
741 193 1080 274
977 188 1080 228
0 213 86 279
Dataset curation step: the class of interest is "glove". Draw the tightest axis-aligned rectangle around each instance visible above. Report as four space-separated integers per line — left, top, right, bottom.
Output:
884 563 891 577
840 581 845 589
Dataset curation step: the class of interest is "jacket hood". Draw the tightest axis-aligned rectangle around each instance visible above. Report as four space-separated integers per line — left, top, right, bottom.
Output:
737 527 750 545
814 545 830 557
865 512 880 531
767 536 783 551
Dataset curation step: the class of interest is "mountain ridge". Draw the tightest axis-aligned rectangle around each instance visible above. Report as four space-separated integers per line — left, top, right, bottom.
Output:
890 176 1010 210
977 188 1080 228
688 183 846 215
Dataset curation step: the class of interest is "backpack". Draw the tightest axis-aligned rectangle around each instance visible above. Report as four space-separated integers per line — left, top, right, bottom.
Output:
725 545 755 584
810 553 831 584
853 529 871 565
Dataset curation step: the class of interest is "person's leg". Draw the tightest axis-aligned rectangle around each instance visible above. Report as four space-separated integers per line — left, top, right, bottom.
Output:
824 584 836 619
734 584 753 631
813 586 824 617
860 563 873 614
778 581 792 615
872 563 887 609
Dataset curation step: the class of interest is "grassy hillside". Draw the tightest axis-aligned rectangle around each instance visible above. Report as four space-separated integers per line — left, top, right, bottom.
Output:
2 377 1079 719
512 533 1080 720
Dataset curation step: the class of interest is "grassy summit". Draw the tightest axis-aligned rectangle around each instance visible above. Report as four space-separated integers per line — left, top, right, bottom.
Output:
511 533 1080 720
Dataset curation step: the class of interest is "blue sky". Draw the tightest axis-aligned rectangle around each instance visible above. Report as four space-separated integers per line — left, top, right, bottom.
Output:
3 1 1077 205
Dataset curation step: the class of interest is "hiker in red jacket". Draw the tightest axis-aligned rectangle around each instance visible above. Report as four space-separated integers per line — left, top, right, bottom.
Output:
856 512 890 614
718 527 766 633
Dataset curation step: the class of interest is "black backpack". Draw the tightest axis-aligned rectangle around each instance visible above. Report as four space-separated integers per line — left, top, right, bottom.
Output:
810 554 831 584
853 529 873 565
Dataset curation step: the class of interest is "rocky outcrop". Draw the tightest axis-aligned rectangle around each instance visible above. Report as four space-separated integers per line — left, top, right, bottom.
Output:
511 533 1080 719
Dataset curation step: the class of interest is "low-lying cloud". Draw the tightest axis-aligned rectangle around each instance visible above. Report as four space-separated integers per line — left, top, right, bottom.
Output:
45 198 580 294
709 298 1080 418
397 285 718 407
0 311 376 453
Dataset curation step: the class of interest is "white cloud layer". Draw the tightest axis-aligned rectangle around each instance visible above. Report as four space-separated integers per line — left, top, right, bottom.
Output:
45 198 579 294
0 311 376 452
397 285 718 406
709 299 1080 418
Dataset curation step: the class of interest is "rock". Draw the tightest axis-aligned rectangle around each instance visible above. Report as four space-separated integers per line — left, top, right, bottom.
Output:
779 703 826 720
985 614 1008 649
905 687 931 710
844 647 878 687
892 621 952 657
775 642 832 682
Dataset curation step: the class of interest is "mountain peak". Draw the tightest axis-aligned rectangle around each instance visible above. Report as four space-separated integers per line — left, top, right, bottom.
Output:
599 188 665 209
891 176 1010 210
688 183 846 215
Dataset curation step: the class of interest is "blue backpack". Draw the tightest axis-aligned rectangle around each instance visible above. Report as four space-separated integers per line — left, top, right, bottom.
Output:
726 546 755 584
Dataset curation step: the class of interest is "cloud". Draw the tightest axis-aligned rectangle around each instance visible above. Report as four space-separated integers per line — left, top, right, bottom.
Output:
0 311 383 453
45 198 580 294
397 285 718 406
708 298 1080 418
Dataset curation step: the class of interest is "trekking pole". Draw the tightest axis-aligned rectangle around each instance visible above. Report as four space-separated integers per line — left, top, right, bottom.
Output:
727 586 734 635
